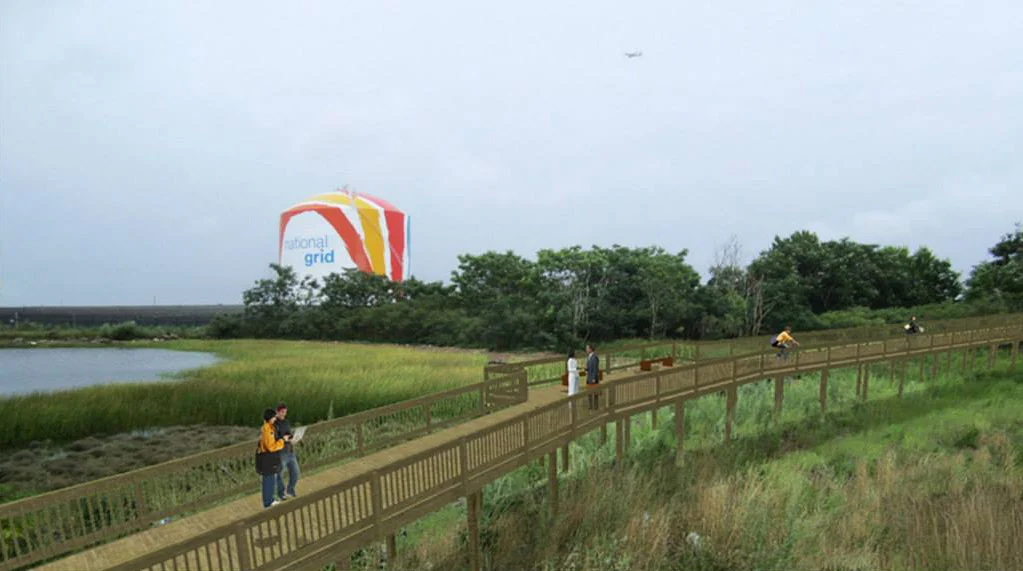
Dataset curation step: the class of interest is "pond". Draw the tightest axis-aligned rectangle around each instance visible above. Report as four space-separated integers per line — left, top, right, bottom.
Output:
0 348 219 396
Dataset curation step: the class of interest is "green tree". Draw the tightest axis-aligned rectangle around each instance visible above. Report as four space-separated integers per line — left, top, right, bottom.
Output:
242 264 321 337
967 223 1023 309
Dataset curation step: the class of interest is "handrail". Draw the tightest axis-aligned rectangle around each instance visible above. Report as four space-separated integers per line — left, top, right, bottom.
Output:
484 313 1023 385
0 371 527 571
42 320 1022 571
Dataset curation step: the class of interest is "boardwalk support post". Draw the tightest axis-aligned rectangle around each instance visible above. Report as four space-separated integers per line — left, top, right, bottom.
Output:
615 419 624 462
623 415 632 452
946 350 952 374
651 407 658 430
725 387 737 443
386 534 397 563
898 360 907 398
674 399 685 464
773 376 784 420
855 365 862 398
467 491 481 571
862 365 870 402
561 444 569 473
548 451 558 516
819 369 829 414
989 344 997 369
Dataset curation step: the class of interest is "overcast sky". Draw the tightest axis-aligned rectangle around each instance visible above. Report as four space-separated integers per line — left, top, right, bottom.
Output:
1 1 1021 306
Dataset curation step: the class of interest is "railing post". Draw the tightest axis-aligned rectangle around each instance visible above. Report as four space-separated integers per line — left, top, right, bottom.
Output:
372 470 384 532
233 522 252 571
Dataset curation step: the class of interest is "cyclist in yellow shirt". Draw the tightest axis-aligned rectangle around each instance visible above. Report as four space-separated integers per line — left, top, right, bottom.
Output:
771 325 800 360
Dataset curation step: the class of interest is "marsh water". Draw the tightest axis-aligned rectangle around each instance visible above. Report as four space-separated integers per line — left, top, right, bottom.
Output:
0 348 218 396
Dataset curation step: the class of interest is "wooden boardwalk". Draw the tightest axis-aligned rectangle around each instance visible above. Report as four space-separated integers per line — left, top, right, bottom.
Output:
28 320 1023 571
35 385 570 571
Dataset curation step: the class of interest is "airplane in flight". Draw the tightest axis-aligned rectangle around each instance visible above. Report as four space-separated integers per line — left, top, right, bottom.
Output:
624 51 643 58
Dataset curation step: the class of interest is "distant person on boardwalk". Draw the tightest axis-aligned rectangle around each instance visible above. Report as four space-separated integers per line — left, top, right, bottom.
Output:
586 344 600 409
905 316 921 335
256 408 289 508
566 350 580 397
771 325 799 360
274 402 301 500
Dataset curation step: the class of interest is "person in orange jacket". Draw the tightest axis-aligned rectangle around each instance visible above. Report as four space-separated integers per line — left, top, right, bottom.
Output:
257 408 289 508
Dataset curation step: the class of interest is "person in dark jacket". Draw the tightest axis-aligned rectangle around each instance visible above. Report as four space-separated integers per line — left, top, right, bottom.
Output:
274 402 301 500
586 344 600 409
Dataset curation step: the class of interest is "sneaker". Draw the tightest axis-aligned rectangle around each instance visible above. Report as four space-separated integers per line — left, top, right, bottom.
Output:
285 492 297 499
269 500 282 507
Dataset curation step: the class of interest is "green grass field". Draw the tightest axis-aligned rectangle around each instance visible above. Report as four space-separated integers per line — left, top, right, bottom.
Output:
2 340 490 450
371 350 1023 571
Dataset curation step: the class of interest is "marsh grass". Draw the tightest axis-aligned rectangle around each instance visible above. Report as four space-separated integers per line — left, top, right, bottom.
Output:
0 425 257 502
385 350 1023 571
2 339 488 448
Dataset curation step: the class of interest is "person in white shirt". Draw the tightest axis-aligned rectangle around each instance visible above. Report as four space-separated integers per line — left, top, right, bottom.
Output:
567 350 580 396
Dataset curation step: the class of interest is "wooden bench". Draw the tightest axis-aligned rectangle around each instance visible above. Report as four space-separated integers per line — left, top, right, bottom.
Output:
639 357 674 371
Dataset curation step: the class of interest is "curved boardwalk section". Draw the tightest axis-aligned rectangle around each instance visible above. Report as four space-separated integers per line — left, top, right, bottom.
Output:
30 317 1023 571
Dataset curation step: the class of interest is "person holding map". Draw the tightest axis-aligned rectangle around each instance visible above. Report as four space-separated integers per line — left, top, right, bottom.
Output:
274 402 301 500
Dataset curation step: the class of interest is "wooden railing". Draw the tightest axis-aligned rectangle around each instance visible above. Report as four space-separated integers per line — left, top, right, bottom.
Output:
0 371 527 571
485 313 1023 387
70 320 1022 571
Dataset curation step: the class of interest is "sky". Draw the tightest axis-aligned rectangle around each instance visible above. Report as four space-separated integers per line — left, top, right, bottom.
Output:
1 1 1021 306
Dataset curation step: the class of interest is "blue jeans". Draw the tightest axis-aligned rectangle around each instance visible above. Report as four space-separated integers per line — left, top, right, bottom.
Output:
261 473 277 508
276 452 300 498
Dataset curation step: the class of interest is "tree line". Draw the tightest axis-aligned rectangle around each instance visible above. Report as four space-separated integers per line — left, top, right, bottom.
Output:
211 224 1023 350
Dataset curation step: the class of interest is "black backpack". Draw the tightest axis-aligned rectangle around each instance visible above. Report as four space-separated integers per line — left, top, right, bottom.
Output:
255 441 281 475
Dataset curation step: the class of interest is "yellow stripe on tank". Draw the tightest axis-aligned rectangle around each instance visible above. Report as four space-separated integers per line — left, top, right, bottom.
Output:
355 197 387 275
306 193 353 206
